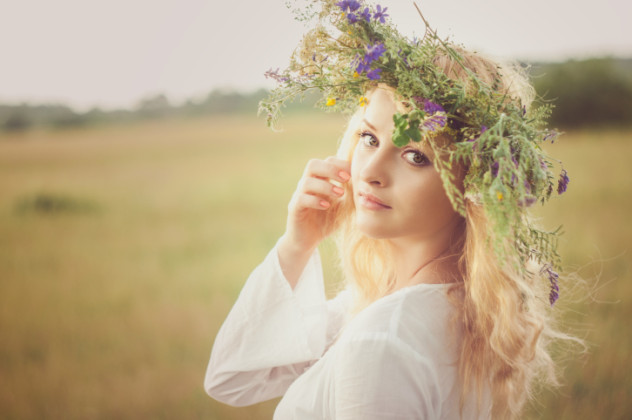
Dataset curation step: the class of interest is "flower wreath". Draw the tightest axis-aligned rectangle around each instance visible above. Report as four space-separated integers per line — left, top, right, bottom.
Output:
259 0 568 305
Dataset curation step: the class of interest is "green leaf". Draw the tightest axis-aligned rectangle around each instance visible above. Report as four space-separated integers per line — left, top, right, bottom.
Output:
405 126 422 142
393 112 408 130
409 109 424 120
393 127 409 147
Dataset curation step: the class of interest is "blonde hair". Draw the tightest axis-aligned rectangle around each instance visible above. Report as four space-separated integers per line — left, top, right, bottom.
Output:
327 50 569 418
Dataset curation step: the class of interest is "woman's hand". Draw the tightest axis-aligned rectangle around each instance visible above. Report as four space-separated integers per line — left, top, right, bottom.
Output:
277 156 351 287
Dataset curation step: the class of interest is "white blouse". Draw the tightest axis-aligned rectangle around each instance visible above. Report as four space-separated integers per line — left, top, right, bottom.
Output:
205 244 490 419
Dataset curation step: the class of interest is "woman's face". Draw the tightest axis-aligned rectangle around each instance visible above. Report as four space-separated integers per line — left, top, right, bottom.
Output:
351 88 462 243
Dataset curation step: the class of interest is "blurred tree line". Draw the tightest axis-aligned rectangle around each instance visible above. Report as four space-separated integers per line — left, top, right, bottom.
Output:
0 90 270 132
1 57 631 133
531 57 632 128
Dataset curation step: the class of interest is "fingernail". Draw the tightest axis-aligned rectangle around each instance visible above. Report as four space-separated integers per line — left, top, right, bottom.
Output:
320 200 330 208
338 171 350 181
333 186 344 196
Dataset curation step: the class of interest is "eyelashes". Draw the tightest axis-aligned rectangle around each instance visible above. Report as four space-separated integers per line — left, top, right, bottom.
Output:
359 130 378 147
357 129 431 167
402 149 430 166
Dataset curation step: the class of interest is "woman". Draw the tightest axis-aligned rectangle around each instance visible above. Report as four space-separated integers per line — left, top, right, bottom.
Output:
206 1 571 418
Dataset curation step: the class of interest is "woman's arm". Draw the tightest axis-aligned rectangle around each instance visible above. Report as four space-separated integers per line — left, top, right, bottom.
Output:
205 242 350 406
205 156 351 405
277 156 350 288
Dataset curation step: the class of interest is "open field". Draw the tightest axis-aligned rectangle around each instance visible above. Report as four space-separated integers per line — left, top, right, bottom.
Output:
0 114 630 419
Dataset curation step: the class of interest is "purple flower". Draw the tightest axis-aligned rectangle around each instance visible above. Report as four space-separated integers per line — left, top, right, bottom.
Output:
549 289 559 306
264 68 279 79
353 55 371 74
511 155 519 168
336 0 361 12
366 68 382 80
541 265 560 306
423 114 447 132
557 169 569 194
519 180 537 207
397 48 410 68
519 195 537 207
347 12 358 23
373 4 389 23
353 42 386 78
422 99 445 115
480 125 487 134
412 97 445 115
365 42 386 62
359 7 371 22
418 100 448 132
543 130 558 143
491 161 499 178
264 68 289 83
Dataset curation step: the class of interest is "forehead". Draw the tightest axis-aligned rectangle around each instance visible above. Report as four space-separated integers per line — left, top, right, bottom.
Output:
362 88 398 134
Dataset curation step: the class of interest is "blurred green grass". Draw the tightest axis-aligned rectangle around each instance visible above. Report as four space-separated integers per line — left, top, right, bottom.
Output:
0 114 630 419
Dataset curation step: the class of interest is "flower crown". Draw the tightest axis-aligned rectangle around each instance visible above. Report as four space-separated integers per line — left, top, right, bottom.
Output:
260 0 568 306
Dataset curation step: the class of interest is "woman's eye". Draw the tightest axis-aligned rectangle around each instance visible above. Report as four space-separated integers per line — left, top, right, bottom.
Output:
403 150 429 166
360 132 378 147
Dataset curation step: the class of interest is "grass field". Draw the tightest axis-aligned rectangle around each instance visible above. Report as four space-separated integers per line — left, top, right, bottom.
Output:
0 114 630 419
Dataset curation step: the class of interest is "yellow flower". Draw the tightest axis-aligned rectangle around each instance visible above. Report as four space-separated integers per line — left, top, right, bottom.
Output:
326 97 336 107
353 71 360 78
359 96 369 107
496 192 504 201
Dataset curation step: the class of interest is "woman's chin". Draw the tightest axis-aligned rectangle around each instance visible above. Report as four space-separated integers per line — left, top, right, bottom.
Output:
354 216 392 239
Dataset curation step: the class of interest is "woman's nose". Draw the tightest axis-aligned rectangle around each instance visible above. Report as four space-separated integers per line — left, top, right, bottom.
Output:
359 148 390 187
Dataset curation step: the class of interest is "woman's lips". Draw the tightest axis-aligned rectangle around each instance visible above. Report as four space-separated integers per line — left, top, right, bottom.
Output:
358 191 392 210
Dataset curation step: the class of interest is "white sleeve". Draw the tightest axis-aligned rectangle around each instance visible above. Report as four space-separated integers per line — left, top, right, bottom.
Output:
204 243 350 407
333 334 441 419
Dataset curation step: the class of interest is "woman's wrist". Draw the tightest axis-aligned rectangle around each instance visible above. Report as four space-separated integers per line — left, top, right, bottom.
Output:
277 234 318 289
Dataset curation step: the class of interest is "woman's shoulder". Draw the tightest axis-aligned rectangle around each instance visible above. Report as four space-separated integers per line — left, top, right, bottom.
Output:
338 283 460 360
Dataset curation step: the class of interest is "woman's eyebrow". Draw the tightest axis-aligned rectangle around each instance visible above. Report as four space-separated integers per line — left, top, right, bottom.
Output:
361 118 378 131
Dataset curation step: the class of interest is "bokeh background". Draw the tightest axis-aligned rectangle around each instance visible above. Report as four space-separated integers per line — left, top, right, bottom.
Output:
1 0 631 418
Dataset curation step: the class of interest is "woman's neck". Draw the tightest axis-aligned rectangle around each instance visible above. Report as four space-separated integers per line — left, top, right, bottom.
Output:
389 218 464 290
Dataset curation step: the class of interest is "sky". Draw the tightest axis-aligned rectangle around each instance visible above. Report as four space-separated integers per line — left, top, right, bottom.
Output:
1 0 631 111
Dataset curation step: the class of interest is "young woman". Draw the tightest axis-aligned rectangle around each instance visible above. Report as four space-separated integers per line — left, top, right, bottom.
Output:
205 1 572 418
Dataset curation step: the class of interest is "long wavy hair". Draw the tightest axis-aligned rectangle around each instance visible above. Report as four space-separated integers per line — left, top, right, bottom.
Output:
324 51 572 418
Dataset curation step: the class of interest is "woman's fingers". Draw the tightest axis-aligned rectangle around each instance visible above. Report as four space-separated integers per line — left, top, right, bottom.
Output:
289 157 350 212
289 155 352 216
300 177 344 199
291 177 342 212
293 191 332 211
282 157 350 255
305 157 351 182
